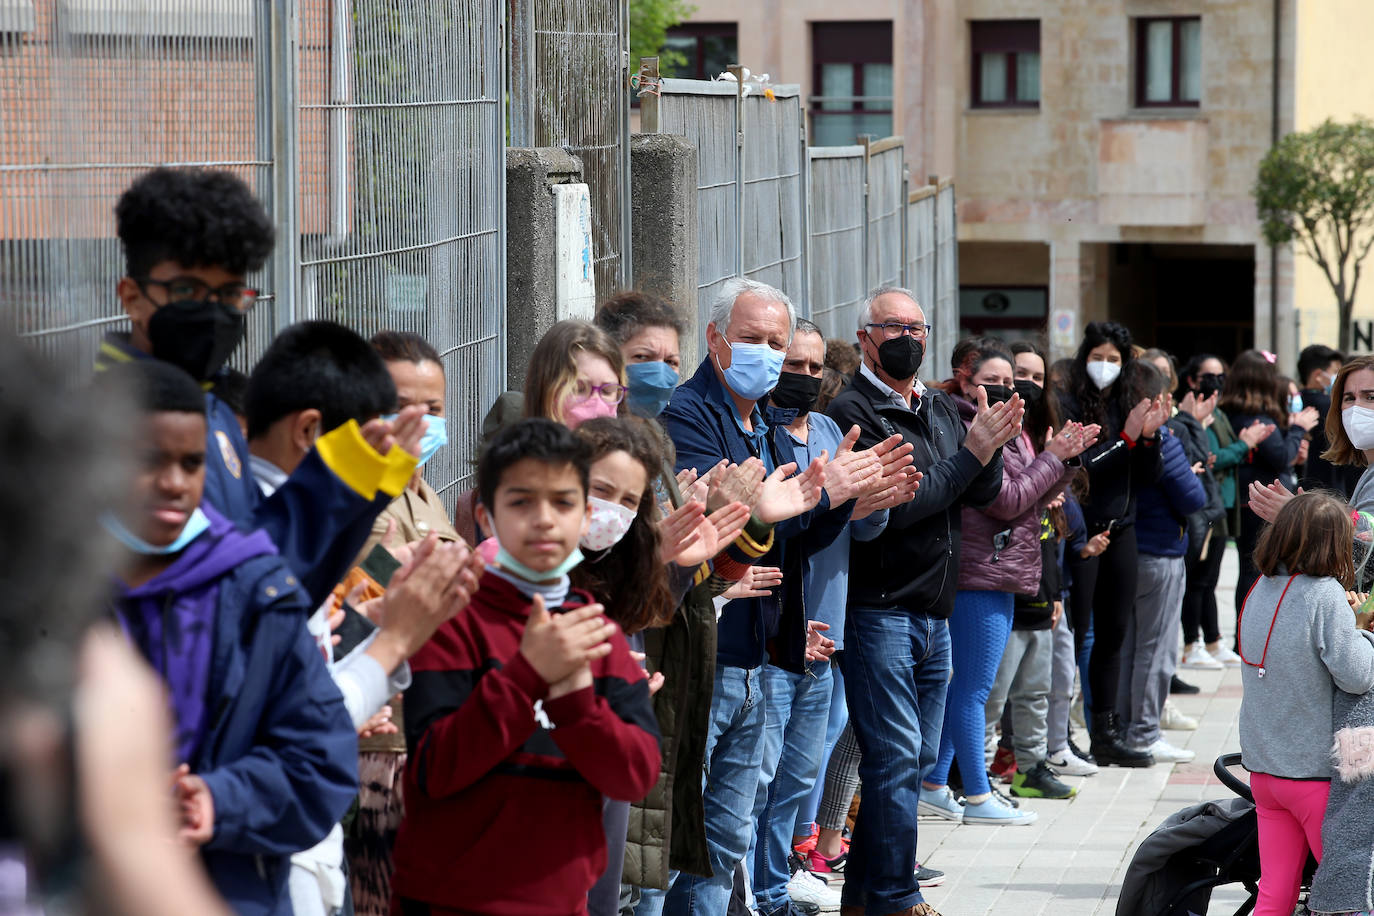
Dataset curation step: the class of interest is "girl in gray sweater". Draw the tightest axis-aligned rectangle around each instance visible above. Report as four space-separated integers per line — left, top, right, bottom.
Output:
1238 492 1374 916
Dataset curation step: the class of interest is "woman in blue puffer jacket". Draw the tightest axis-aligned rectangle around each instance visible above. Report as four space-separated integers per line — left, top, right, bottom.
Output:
918 341 1099 826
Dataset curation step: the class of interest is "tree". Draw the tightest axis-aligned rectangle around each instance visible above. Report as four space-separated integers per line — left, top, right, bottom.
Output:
629 0 696 77
1255 117 1374 352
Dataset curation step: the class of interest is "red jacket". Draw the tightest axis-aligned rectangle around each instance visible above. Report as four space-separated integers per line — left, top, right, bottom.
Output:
391 571 661 915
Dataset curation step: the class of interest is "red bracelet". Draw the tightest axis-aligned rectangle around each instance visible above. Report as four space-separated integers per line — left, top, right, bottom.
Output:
1121 431 1137 449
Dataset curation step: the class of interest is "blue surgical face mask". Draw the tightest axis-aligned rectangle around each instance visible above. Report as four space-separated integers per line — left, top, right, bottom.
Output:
625 361 680 418
717 339 785 402
381 413 448 467
102 507 210 556
1289 394 1305 414
495 545 584 583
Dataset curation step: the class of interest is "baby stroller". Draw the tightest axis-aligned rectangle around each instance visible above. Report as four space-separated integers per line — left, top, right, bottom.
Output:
1116 754 1315 916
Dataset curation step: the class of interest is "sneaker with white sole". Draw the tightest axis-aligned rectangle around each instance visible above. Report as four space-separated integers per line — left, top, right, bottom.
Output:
915 863 946 887
1047 746 1100 776
961 793 1038 825
1135 737 1195 763
1161 700 1199 731
786 868 842 912
1181 641 1225 670
917 785 964 822
1207 642 1242 667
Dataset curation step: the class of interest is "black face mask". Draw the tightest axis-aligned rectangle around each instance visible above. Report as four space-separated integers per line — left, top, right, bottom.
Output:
1197 373 1225 398
981 384 1014 406
147 299 246 382
1014 379 1043 406
874 336 924 381
769 371 822 415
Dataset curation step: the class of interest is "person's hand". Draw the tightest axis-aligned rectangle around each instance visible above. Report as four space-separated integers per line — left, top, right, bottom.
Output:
547 663 594 701
1080 531 1111 558
358 704 399 738
657 500 707 565
1347 591 1368 611
1190 461 1205 476
1240 421 1277 449
370 536 481 664
628 651 666 696
1248 479 1299 523
1295 438 1310 467
359 404 428 459
172 765 214 847
1045 421 1101 461
708 459 766 513
1046 490 1066 510
964 386 1025 464
1142 395 1170 437
519 595 616 684
1207 452 1217 469
705 501 751 550
721 565 784 600
1051 600 1064 629
1124 398 1151 441
1291 405 1321 432
805 621 836 662
821 427 883 505
851 474 921 519
754 457 826 523
669 501 750 569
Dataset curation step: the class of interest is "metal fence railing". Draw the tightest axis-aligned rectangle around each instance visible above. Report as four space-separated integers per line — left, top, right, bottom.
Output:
865 138 906 292
742 88 806 301
807 147 866 338
1 0 507 508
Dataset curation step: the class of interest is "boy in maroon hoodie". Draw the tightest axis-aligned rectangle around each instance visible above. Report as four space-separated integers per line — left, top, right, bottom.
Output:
391 418 661 916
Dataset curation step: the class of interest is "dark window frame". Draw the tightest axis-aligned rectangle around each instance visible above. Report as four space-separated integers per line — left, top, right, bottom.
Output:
662 22 738 81
969 19 1041 109
810 20 894 126
1135 16 1201 108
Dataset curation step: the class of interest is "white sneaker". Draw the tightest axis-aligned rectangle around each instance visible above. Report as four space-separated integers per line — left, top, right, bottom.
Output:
1161 700 1199 731
1047 746 1100 776
1181 641 1225 670
1207 642 1242 667
1138 737 1196 763
786 868 842 912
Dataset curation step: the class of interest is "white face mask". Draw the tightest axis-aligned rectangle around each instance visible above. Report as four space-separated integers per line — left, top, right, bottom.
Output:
1086 359 1121 390
1343 405 1374 451
581 496 638 551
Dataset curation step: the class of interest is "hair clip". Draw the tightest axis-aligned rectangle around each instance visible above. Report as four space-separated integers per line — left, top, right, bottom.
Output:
1261 350 1277 364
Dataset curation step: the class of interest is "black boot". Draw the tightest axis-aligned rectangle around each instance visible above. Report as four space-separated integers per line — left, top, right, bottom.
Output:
1090 711 1155 768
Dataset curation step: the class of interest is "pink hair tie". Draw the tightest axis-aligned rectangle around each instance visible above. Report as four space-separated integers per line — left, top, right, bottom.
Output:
1261 350 1277 364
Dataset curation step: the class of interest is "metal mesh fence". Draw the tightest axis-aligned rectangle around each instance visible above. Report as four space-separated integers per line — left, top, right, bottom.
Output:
865 139 905 291
934 180 959 376
742 89 806 307
513 0 628 299
806 148 866 337
906 186 939 351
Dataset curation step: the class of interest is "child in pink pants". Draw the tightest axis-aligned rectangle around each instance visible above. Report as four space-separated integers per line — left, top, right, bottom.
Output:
1236 493 1374 916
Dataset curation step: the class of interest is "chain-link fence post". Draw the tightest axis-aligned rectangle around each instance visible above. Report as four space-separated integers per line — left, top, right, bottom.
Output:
269 0 299 332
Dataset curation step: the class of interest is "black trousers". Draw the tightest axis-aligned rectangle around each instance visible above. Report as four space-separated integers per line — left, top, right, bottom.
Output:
1067 525 1139 715
1234 508 1264 626
1181 521 1227 646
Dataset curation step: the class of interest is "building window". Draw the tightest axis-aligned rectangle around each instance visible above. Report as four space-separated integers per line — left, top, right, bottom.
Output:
662 23 738 81
970 20 1040 108
810 21 893 146
1136 17 1201 107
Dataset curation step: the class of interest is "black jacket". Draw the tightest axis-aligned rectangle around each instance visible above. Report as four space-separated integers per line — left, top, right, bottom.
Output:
825 372 1002 618
1058 392 1162 533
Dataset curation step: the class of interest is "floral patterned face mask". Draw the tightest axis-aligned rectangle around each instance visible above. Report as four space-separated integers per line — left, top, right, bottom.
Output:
581 496 637 551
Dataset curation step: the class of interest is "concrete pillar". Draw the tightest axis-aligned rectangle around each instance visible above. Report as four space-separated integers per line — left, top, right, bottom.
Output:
505 147 584 391
1049 240 1084 361
1255 242 1297 369
630 133 701 369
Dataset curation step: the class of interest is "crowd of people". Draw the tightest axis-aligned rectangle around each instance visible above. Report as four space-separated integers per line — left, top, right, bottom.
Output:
7 164 1374 916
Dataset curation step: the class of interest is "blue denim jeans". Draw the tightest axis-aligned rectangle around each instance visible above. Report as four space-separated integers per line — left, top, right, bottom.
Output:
841 609 952 915
797 653 847 836
749 661 833 915
662 665 766 916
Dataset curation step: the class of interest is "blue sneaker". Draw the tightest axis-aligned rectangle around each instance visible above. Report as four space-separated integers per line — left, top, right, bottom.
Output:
961 794 1038 825
917 785 964 822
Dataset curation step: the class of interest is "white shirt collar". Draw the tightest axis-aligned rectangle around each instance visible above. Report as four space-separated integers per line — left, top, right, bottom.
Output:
859 362 926 412
249 454 289 497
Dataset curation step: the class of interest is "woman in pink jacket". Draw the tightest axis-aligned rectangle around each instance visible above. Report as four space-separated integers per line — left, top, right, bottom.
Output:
919 340 1099 826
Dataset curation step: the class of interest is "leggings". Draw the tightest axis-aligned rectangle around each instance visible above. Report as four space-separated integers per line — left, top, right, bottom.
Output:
1181 521 1227 646
815 722 861 832
926 590 1015 798
1068 525 1138 716
1251 773 1328 916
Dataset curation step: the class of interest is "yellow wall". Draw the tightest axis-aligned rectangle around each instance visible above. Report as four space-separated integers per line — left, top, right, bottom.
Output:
1293 0 1374 353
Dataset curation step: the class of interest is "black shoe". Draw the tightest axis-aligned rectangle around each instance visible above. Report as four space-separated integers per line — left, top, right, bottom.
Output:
1068 734 1097 766
1090 711 1155 768
988 778 1021 809
1170 674 1200 695
1011 760 1078 799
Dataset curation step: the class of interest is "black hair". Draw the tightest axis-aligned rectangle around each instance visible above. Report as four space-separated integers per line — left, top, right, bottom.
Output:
371 330 444 369
114 359 208 415
244 320 397 440
1298 344 1343 385
115 167 275 279
1066 321 1135 427
1178 352 1225 394
1009 340 1060 451
477 417 591 511
1123 359 1168 403
594 290 686 344
213 367 250 417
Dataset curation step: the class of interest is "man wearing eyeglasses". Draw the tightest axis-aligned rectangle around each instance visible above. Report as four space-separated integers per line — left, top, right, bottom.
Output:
95 167 421 608
825 286 1023 916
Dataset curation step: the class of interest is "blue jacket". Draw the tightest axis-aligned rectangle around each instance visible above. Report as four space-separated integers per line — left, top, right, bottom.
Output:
662 359 849 670
97 334 405 607
1135 427 1208 558
112 510 358 916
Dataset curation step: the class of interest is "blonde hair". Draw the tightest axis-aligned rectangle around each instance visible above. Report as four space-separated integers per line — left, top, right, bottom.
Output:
523 320 626 425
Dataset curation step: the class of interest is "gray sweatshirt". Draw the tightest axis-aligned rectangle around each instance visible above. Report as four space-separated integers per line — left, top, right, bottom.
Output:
1238 573 1374 779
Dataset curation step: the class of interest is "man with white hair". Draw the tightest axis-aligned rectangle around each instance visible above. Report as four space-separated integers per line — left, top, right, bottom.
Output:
825 286 1023 916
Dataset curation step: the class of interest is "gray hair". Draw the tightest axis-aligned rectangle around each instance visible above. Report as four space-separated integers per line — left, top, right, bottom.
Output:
858 285 920 330
710 277 797 338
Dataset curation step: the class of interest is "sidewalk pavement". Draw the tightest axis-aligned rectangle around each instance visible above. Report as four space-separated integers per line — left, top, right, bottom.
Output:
827 550 1247 916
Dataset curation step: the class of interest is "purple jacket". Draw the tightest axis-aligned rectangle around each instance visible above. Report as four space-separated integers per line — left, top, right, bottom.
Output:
954 394 1073 595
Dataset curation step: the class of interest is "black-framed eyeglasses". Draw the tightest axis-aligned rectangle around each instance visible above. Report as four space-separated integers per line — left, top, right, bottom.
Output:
865 321 932 341
572 380 628 405
137 276 259 312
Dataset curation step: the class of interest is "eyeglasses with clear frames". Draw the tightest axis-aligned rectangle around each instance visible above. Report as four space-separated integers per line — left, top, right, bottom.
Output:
572 380 628 405
865 321 932 341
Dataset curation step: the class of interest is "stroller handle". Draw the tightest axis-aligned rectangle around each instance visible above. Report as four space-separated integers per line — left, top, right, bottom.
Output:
1213 753 1254 803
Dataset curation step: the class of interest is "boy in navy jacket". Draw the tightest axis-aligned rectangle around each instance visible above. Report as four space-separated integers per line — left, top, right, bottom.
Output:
105 360 357 916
